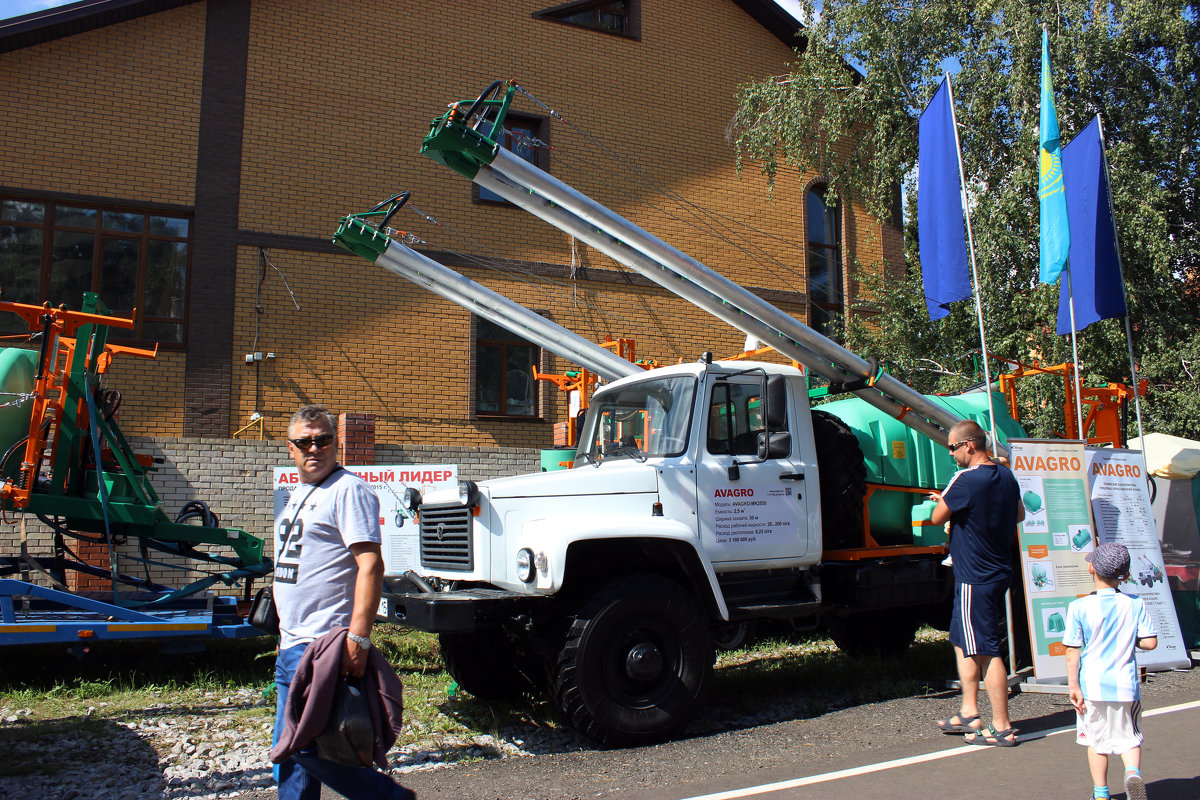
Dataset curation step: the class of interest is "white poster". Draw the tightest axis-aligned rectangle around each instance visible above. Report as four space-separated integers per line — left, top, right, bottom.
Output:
272 464 458 577
1011 439 1095 680
711 484 797 545
1085 447 1190 670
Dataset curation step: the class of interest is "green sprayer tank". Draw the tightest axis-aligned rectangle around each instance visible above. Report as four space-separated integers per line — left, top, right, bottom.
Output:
0 348 36 479
820 390 1026 545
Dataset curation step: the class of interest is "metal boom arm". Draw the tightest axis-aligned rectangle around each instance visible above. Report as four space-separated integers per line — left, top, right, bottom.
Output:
332 212 640 382
420 86 977 449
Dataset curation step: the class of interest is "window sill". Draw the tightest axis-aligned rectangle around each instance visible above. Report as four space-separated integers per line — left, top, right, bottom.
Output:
473 414 546 423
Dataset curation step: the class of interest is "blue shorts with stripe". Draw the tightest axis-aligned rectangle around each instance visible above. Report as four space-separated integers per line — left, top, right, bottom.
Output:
949 580 1008 657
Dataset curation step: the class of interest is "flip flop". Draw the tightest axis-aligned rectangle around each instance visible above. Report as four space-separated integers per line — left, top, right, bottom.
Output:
935 713 981 734
965 726 1019 747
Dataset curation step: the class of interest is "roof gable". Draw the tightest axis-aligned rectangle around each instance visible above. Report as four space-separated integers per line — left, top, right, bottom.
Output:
0 0 200 53
1 0 805 54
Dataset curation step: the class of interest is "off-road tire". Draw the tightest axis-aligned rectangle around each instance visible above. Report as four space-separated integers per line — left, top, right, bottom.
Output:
439 630 540 702
828 610 921 659
552 575 714 747
811 409 867 549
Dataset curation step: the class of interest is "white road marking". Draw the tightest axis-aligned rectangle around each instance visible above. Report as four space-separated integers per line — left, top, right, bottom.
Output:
673 698 1200 800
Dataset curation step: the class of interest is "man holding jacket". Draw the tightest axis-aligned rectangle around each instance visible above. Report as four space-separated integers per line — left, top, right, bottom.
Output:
271 404 413 800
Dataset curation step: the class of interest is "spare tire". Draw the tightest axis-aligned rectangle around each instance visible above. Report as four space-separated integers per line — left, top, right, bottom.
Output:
812 409 867 549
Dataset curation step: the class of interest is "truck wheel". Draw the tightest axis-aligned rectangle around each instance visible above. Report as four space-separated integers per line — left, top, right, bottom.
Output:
811 410 867 549
439 630 539 702
828 611 920 659
712 619 758 651
553 575 714 747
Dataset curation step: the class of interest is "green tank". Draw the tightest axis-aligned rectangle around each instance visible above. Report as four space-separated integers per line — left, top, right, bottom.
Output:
540 448 577 472
0 348 36 479
819 390 1025 545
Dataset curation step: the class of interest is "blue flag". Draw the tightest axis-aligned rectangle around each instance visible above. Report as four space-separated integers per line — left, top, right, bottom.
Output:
1039 29 1070 283
1057 115 1126 333
918 77 971 320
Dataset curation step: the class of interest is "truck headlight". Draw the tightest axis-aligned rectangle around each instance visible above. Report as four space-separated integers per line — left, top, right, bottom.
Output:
457 479 478 506
516 548 535 583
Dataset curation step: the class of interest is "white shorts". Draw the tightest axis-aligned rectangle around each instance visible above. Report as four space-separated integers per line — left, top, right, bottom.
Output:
1076 699 1143 754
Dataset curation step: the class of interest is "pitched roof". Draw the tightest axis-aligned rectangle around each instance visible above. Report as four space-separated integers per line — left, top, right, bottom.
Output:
0 0 805 54
731 0 806 51
0 0 203 53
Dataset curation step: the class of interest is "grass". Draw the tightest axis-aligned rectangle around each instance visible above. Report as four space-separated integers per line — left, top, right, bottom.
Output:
0 623 957 754
0 635 279 721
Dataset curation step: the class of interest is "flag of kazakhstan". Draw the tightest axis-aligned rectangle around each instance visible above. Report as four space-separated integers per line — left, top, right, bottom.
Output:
1039 28 1070 284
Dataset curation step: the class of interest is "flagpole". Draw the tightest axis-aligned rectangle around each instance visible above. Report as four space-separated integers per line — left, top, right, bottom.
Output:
945 74 1000 451
944 77 1014 678
1096 116 1145 443
1064 263 1087 439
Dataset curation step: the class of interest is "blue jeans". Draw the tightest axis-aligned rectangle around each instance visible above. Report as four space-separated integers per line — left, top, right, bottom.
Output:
274 644 414 800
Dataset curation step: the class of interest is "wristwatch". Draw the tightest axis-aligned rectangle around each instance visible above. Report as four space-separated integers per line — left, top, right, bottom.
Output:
347 632 371 649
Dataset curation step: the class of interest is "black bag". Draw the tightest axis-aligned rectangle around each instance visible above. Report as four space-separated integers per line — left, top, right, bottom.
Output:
248 586 279 635
315 676 375 767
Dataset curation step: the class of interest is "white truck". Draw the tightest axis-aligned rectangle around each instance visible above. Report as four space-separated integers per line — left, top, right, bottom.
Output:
331 83 1020 746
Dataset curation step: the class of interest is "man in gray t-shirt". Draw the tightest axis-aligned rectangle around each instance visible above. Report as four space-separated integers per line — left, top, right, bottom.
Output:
271 405 411 800
273 458 381 653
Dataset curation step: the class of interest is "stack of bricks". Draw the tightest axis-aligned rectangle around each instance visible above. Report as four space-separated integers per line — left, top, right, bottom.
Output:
338 413 375 466
67 539 112 593
552 421 570 447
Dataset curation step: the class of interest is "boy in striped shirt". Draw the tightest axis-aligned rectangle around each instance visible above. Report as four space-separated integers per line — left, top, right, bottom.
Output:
1064 542 1158 800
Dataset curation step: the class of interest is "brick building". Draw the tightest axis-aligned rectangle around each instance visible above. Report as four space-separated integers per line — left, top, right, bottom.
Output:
0 0 902 453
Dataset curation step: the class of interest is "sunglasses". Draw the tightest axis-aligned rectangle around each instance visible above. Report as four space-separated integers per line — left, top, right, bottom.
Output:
289 434 335 450
947 438 978 453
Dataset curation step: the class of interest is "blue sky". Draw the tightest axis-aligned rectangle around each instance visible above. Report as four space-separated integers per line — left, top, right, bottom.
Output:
0 0 70 19
2 0 805 25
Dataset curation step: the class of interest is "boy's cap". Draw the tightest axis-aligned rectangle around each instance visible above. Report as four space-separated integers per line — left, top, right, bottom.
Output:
1086 542 1130 578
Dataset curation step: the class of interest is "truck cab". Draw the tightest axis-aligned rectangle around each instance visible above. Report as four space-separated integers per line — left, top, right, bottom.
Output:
388 358 903 746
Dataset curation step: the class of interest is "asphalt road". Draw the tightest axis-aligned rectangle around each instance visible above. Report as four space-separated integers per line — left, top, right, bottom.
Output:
398 666 1200 800
248 663 1200 800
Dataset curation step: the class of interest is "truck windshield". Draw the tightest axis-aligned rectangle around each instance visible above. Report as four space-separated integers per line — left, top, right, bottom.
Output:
577 376 695 462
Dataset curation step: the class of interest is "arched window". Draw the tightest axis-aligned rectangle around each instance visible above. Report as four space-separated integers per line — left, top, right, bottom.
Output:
806 186 843 338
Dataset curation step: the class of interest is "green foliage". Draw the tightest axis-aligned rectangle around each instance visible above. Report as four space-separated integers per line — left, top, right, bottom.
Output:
733 1 1200 440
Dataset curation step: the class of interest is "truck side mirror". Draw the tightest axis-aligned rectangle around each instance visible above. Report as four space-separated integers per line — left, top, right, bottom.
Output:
765 374 787 431
757 431 791 460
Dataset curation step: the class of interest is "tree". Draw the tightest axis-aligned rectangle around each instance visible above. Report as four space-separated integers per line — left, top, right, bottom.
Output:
731 1 1200 440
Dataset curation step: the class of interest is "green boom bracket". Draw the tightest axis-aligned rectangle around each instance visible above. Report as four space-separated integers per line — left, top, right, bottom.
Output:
333 215 393 262
421 80 518 179
332 192 413 262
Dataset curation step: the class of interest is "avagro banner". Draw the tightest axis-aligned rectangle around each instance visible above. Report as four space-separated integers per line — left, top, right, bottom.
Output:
272 464 458 576
1010 439 1095 680
1085 447 1190 670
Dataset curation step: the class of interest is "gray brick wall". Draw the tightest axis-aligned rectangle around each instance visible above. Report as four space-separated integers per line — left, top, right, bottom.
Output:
1 437 545 591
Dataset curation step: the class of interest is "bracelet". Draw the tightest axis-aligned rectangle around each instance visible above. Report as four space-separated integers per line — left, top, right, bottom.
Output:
347 632 372 649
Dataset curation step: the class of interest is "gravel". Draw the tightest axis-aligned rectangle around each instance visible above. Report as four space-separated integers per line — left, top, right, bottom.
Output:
0 686 581 800
3 660 1195 800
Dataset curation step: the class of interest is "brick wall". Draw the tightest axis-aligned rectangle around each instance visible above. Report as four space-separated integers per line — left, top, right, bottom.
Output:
1 0 902 444
0 436 542 592
0 4 204 204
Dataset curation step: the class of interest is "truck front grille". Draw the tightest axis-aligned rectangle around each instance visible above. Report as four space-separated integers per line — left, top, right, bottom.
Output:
419 506 474 571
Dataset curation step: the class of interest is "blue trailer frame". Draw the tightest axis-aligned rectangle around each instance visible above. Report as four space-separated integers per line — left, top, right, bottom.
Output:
0 579 267 646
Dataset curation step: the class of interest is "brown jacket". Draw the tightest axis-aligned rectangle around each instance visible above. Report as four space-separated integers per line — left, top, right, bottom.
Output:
269 627 405 769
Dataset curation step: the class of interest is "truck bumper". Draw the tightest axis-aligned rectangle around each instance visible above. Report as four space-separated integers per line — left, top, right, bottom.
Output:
383 588 542 633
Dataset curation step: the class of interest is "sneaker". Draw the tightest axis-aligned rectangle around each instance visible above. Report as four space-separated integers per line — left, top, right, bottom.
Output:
1124 772 1146 800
